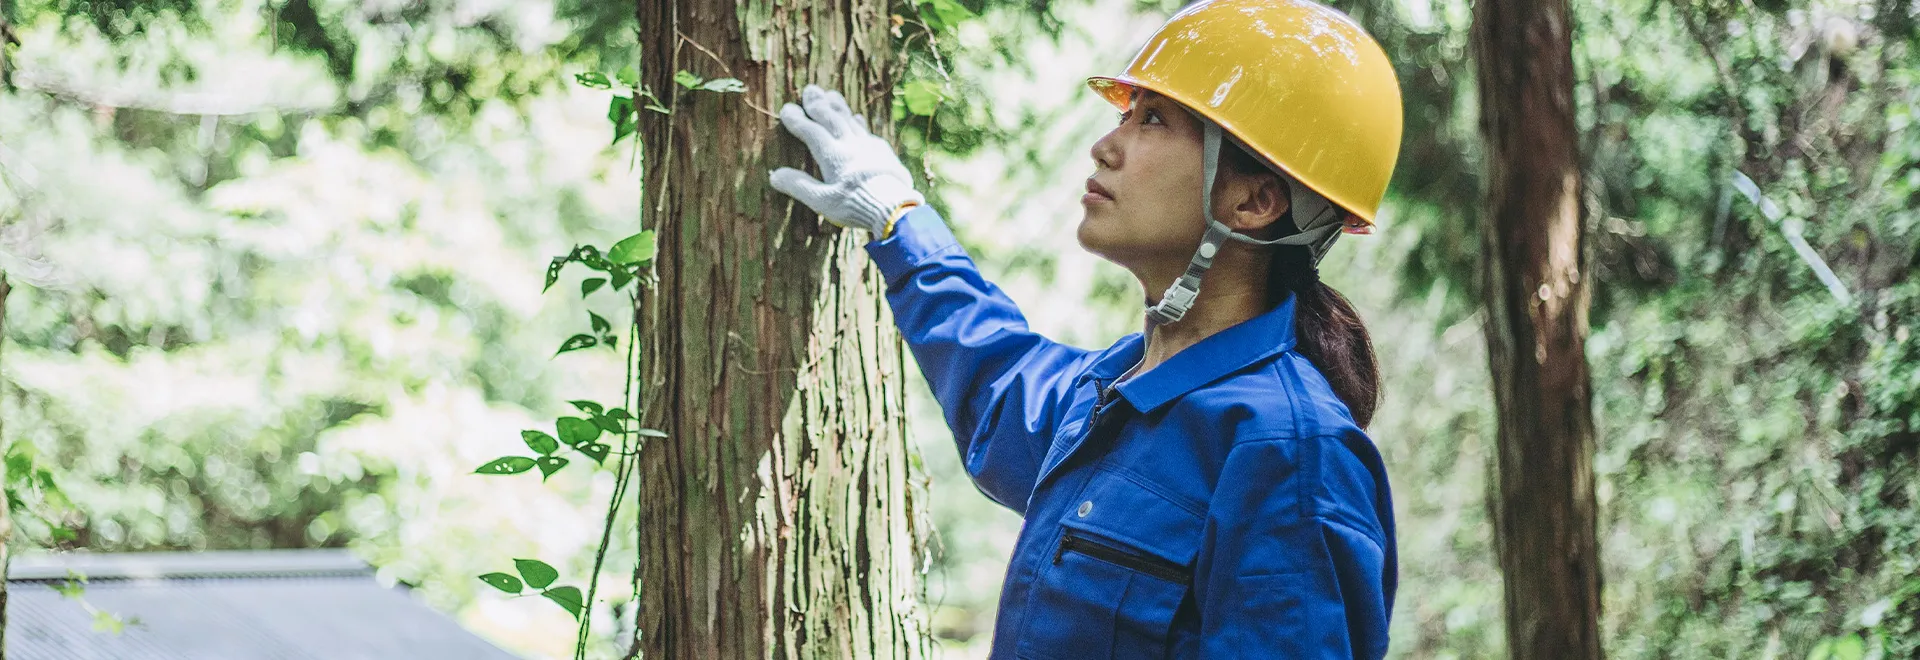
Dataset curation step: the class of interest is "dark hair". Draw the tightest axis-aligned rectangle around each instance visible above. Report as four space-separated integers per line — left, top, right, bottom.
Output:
1223 144 1382 427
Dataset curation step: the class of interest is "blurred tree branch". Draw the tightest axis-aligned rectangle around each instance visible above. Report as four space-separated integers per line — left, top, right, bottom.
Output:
10 69 330 117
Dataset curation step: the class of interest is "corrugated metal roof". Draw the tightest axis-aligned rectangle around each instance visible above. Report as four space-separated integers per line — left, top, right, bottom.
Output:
7 550 522 660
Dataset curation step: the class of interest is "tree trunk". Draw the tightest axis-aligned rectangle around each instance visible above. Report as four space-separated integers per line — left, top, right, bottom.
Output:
1470 0 1604 658
633 2 926 658
1 274 11 658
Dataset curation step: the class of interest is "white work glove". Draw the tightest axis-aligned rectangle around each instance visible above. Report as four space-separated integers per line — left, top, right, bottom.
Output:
769 85 924 235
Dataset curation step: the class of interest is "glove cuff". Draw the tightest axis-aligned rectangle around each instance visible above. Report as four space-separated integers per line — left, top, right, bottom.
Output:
848 176 924 233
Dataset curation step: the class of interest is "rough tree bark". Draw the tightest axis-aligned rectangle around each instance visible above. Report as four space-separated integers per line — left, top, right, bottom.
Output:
633 1 927 658
1470 0 1604 658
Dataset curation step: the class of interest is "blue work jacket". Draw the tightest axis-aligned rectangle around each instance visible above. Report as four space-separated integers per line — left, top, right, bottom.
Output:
865 207 1398 659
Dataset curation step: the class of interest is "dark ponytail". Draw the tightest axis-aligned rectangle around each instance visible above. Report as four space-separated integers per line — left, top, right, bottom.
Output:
1266 247 1381 428
1221 141 1381 427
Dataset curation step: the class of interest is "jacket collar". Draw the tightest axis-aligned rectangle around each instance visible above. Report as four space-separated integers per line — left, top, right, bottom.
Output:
1104 294 1299 414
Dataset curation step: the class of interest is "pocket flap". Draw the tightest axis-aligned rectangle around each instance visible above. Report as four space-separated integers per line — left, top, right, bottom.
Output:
1059 470 1205 567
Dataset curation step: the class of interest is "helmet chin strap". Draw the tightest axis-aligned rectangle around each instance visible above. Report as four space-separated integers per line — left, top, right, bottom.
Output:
1144 119 1346 325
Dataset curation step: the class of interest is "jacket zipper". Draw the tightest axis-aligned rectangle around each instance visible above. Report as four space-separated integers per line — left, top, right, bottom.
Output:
1053 530 1191 585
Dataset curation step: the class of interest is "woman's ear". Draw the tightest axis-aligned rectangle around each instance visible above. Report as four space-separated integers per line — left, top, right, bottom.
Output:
1219 173 1291 234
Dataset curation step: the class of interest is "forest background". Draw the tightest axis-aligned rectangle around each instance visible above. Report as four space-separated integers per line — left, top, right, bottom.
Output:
0 0 1915 658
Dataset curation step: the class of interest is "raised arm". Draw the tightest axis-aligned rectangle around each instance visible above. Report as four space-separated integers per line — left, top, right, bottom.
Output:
866 208 1098 511
767 84 1092 513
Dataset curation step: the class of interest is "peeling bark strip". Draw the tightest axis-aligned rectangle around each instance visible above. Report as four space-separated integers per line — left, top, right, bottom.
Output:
1470 0 1604 657
635 1 928 658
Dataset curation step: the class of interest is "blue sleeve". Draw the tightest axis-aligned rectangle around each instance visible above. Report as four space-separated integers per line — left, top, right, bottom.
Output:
864 207 1099 514
1196 434 1397 659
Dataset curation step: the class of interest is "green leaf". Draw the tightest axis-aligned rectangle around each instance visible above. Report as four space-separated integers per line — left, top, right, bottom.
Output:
601 333 619 351
610 266 635 291
902 80 943 117
475 457 537 475
535 456 569 480
544 256 568 293
578 442 612 465
557 416 603 446
92 611 127 635
699 78 747 94
613 115 636 145
6 451 32 485
477 572 524 594
581 278 607 297
616 65 639 87
575 72 612 89
606 95 634 124
542 586 585 620
50 526 78 544
589 311 611 334
608 231 658 266
53 580 85 599
637 428 670 438
569 400 606 416
924 0 976 30
556 334 598 355
515 559 559 590
521 430 560 455
674 70 703 90
606 408 633 421
593 414 624 435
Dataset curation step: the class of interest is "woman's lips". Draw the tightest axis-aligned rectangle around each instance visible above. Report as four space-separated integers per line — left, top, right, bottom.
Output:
1084 178 1115 204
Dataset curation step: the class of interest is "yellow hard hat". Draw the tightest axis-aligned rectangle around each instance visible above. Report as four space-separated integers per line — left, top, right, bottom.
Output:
1088 0 1403 229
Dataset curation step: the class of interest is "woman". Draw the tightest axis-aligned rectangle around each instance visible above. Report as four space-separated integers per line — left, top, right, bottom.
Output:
769 0 1401 657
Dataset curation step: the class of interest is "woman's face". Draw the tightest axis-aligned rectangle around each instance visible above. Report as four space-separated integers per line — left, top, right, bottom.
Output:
1077 91 1210 271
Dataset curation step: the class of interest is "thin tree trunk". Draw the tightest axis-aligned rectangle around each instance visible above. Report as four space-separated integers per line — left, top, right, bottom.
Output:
1470 0 1604 658
0 274 11 658
633 1 926 658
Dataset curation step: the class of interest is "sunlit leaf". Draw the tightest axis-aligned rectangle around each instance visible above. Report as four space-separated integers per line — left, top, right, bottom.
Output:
478 572 523 594
902 80 943 117
608 231 657 266
636 428 669 438
535 456 569 480
556 334 597 355
515 559 559 590
53 580 85 599
924 0 975 31
521 430 559 455
575 72 612 89
91 611 126 635
581 278 606 297
474 457 536 475
674 70 703 90
616 65 639 87
542 586 585 620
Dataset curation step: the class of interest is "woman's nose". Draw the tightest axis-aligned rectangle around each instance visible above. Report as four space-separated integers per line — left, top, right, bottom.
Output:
1090 127 1122 171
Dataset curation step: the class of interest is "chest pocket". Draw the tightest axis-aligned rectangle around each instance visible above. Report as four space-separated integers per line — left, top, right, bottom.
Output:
1017 469 1205 660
